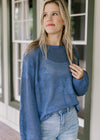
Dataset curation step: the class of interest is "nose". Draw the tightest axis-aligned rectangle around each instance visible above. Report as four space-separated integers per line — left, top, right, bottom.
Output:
46 14 52 21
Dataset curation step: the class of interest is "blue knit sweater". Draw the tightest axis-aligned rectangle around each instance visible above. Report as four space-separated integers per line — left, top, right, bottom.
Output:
20 44 89 140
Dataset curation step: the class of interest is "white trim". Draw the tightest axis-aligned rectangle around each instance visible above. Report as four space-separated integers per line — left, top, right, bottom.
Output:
18 77 21 80
78 117 84 128
12 0 14 42
72 40 87 45
68 0 71 15
13 40 33 43
14 19 33 23
70 13 86 17
85 0 88 44
18 59 22 62
0 88 2 95
14 0 26 3
22 0 24 40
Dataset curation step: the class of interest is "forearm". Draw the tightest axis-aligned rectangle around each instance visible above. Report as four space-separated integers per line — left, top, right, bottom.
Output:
72 70 89 96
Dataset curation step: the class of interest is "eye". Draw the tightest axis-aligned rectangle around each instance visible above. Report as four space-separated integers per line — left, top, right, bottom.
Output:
52 13 58 16
43 14 47 18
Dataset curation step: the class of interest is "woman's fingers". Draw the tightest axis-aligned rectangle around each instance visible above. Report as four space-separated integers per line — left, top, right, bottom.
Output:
69 64 84 79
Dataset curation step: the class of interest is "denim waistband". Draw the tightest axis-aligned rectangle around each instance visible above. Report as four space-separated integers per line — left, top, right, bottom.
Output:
57 106 75 114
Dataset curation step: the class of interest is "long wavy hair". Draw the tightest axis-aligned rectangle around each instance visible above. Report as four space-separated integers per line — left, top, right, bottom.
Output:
25 0 73 64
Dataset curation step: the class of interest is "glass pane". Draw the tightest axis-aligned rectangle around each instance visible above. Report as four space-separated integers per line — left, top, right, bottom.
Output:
14 22 22 40
71 0 86 14
24 0 33 19
75 45 86 69
16 43 27 60
18 79 21 95
18 62 22 78
14 0 34 41
24 21 33 40
17 43 28 78
14 2 22 20
20 43 27 59
66 0 68 4
78 95 85 119
71 16 85 41
18 43 21 59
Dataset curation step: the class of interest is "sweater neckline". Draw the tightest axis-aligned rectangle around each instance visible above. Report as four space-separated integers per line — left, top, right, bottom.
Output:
46 44 64 48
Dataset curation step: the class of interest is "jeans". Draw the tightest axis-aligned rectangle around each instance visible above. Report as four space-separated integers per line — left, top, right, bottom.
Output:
40 106 79 140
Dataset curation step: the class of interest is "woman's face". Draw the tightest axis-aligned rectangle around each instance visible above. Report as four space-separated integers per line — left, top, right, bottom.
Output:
43 2 64 36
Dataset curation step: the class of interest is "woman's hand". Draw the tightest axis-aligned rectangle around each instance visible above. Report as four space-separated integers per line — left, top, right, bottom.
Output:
69 64 84 79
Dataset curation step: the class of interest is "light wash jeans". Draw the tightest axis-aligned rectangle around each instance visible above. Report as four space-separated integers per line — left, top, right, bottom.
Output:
40 106 79 140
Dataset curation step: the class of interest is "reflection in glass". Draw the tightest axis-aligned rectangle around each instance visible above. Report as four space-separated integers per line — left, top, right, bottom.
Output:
24 0 33 19
14 0 33 41
75 45 86 69
78 96 85 119
18 44 21 59
20 43 27 60
18 62 22 78
71 0 86 14
71 16 85 41
14 22 22 40
24 21 33 40
18 79 21 95
14 2 22 20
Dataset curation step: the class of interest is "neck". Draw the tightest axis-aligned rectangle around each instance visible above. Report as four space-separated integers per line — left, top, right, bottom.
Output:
46 33 62 46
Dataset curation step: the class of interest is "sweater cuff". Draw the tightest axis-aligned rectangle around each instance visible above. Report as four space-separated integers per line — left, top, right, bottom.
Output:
73 70 89 96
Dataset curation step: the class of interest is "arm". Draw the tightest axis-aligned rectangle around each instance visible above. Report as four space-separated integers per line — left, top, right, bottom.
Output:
19 54 41 140
69 47 89 96
72 70 89 96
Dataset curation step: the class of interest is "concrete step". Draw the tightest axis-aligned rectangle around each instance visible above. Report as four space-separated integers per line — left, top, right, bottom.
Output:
0 121 20 140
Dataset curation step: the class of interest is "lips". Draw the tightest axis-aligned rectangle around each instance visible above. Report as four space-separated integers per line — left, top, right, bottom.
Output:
47 24 55 27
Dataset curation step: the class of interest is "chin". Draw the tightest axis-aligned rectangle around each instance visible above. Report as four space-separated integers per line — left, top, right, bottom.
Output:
46 32 56 34
46 30 57 34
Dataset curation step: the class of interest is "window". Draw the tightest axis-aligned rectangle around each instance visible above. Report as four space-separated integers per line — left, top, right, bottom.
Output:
12 0 36 102
66 0 88 129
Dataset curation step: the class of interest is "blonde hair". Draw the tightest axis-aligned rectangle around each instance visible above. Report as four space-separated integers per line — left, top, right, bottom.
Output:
25 0 73 64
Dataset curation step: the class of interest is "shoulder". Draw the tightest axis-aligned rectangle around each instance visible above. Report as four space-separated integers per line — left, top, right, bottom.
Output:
24 46 41 59
23 46 41 64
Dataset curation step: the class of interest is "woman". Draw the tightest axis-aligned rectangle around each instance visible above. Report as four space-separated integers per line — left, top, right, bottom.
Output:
19 0 89 140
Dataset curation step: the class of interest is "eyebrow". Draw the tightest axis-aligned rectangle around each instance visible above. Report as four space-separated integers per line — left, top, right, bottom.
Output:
43 11 60 14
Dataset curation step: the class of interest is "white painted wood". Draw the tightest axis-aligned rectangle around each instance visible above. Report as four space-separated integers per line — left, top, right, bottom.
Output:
37 0 43 38
72 40 87 45
85 0 88 44
2 0 9 106
70 13 86 17
0 102 6 117
79 117 84 128
13 40 33 43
